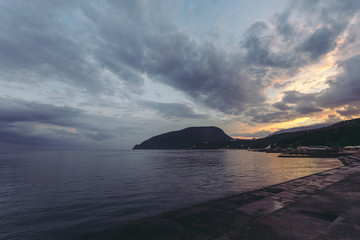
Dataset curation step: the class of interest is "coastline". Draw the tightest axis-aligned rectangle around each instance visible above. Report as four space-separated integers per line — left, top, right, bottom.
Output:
76 155 360 240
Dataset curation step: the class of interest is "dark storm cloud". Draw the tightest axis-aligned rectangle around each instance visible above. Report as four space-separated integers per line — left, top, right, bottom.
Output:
0 97 82 124
274 9 294 40
232 130 272 138
326 114 343 124
245 104 322 124
282 91 305 103
85 132 115 141
241 21 291 68
0 122 51 146
86 1 265 114
246 90 323 123
0 1 105 93
245 106 295 123
0 97 120 148
282 91 317 104
253 111 292 123
294 101 322 114
240 0 360 84
296 0 360 19
297 27 339 61
0 122 79 149
318 54 360 108
336 105 360 117
139 101 206 119
0 0 266 114
272 102 291 111
276 91 322 114
289 0 360 62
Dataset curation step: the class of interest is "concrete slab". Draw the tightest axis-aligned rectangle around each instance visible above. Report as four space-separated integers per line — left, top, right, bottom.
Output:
268 196 295 206
275 190 308 200
234 198 285 216
266 210 333 240
340 205 360 224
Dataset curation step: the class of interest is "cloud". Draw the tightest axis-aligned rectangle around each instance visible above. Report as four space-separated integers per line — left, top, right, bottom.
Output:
245 106 295 123
336 105 360 117
274 9 294 40
318 54 360 108
0 97 83 124
258 49 360 120
139 100 206 119
0 1 106 93
325 114 343 124
282 91 308 104
0 97 128 149
294 101 322 114
246 89 325 123
232 130 272 138
85 132 115 141
90 6 266 114
0 0 360 127
297 27 339 61
268 51 360 119
272 102 291 111
0 122 53 146
240 0 360 84
0 0 266 114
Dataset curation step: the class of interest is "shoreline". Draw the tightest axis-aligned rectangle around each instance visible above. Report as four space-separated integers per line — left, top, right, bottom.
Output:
76 155 360 240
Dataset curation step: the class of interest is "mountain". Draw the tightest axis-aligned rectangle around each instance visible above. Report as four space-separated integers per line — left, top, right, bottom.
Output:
133 126 233 149
270 118 360 148
226 118 360 149
268 122 334 137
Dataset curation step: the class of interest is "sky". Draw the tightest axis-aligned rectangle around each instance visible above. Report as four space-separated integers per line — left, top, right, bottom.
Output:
1 0 360 150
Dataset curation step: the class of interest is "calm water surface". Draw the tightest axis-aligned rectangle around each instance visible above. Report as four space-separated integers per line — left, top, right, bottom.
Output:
0 150 342 240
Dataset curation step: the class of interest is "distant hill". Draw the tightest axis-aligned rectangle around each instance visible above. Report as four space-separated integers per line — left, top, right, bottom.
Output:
225 118 360 149
270 118 360 148
133 126 233 149
268 122 334 137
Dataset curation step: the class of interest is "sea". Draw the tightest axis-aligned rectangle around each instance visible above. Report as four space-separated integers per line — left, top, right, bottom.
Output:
0 150 342 240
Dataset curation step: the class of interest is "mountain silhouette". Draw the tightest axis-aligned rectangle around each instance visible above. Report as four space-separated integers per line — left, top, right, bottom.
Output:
133 126 232 149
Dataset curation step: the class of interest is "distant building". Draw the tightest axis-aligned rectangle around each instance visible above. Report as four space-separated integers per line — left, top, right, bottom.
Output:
343 146 360 154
